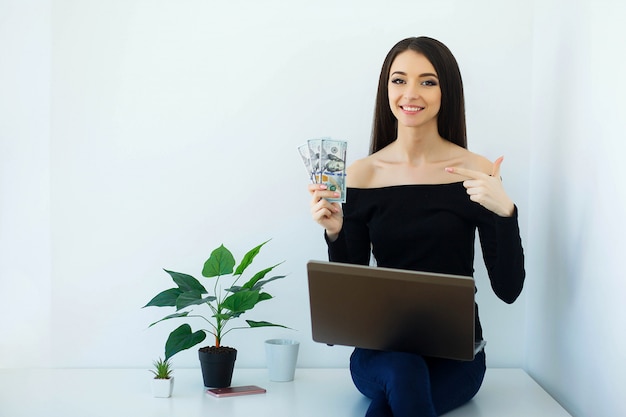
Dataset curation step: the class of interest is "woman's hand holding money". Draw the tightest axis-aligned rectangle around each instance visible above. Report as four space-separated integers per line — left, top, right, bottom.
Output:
309 183 343 242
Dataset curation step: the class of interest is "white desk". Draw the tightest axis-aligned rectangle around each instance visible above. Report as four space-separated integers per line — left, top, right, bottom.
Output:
0 368 571 417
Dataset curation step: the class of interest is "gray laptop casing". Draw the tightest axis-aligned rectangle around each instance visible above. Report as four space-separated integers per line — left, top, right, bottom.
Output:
307 260 481 361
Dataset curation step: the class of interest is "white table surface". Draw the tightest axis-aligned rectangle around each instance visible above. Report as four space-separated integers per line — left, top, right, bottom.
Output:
0 368 571 417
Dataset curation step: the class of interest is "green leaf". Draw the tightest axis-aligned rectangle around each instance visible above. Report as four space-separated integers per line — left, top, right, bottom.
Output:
213 312 235 321
202 245 235 277
222 290 260 313
151 357 173 379
148 311 190 327
241 263 283 289
241 266 272 289
248 274 286 291
143 288 182 308
165 324 207 360
164 270 207 293
245 320 289 329
234 240 270 275
258 292 273 302
175 290 215 310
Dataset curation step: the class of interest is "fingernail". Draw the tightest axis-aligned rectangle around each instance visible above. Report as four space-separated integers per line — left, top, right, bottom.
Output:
319 184 327 190
445 167 454 173
333 192 340 197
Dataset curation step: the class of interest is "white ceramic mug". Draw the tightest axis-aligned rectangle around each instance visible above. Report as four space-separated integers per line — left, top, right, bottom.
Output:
265 339 300 382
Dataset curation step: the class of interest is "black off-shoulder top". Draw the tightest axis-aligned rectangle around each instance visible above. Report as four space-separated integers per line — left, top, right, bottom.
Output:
326 182 525 342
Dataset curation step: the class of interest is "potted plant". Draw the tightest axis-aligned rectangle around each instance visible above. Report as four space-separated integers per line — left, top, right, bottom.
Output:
143 240 288 388
150 357 174 398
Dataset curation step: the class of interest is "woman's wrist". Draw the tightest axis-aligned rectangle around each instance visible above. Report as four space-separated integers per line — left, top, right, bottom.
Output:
498 200 515 217
325 230 340 242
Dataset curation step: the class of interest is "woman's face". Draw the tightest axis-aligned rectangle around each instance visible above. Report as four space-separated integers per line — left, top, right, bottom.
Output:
387 50 441 131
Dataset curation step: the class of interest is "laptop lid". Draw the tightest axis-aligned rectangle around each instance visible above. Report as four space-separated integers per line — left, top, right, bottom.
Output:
307 260 479 361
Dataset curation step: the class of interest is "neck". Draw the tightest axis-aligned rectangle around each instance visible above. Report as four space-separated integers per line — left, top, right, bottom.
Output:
392 126 447 163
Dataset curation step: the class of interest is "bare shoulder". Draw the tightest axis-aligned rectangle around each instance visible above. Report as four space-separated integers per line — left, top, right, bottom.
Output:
346 155 376 188
456 148 495 175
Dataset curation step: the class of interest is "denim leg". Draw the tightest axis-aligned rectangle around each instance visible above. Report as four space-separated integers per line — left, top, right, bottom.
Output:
349 348 486 417
427 350 486 415
350 348 437 417
363 395 393 417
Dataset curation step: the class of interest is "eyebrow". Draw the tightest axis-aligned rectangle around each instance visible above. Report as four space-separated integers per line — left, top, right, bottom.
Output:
390 71 439 78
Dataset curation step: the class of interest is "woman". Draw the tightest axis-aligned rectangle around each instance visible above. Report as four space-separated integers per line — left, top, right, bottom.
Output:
308 37 525 417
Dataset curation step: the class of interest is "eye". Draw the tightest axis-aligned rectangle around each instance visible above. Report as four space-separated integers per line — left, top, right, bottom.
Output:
390 78 406 85
421 79 438 87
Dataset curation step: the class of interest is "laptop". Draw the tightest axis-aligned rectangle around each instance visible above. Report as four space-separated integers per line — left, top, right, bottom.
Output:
306 260 486 361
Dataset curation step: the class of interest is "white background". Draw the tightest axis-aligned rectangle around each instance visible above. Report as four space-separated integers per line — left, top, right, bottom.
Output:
1 1 624 417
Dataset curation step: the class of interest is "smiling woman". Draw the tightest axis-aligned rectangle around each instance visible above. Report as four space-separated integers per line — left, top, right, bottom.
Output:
306 36 525 417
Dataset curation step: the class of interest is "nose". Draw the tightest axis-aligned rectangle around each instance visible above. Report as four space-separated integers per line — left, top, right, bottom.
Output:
403 82 420 100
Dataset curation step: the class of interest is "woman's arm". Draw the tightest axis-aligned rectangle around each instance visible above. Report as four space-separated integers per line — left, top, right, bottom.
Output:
477 206 525 303
446 156 525 302
325 195 371 265
309 159 373 265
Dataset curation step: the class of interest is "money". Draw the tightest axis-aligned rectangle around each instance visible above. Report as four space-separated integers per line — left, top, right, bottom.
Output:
298 138 347 203
297 143 317 183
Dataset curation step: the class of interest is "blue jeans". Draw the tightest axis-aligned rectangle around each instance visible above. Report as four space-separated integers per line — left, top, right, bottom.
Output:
350 348 486 417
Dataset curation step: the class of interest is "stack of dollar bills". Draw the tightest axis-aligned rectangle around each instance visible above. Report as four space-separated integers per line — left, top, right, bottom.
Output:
298 138 347 203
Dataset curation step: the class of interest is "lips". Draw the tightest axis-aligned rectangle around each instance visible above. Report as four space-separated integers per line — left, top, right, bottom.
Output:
401 105 424 112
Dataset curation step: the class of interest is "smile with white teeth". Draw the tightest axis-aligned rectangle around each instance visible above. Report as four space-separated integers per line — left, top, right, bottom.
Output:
401 106 423 111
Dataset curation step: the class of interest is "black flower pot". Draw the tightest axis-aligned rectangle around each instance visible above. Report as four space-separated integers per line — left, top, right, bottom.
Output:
198 346 237 388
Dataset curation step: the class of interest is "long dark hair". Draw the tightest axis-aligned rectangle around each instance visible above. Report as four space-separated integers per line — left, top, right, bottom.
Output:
370 37 467 154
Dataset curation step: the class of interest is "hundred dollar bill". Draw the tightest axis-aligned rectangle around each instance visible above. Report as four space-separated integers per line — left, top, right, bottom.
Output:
306 138 322 183
297 143 316 183
318 138 347 203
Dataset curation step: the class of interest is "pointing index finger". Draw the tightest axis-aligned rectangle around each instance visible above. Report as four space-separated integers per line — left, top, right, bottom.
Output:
492 156 504 178
444 166 488 180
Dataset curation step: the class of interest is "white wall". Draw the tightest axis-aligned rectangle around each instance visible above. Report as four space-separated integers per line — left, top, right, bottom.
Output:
0 0 52 368
0 0 531 367
1 0 532 370
526 1 626 416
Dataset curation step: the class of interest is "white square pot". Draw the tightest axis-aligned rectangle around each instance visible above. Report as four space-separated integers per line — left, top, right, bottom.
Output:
151 377 174 398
